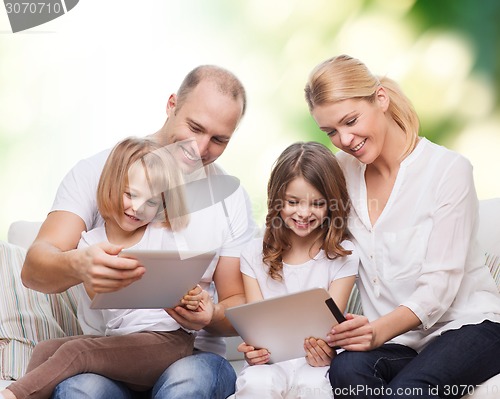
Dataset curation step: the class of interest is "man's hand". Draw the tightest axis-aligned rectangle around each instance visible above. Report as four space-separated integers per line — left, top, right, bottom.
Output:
22 211 144 294
78 242 145 294
165 290 214 331
237 342 270 366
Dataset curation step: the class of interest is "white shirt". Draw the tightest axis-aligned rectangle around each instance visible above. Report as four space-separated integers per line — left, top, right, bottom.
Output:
76 225 183 336
240 238 359 299
51 149 257 355
337 138 500 351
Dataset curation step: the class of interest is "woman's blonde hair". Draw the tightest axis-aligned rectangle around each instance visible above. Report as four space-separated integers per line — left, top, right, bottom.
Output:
97 137 189 231
304 54 420 157
263 141 352 281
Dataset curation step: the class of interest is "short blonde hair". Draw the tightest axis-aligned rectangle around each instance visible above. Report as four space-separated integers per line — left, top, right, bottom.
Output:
176 65 247 117
305 54 420 157
97 137 189 231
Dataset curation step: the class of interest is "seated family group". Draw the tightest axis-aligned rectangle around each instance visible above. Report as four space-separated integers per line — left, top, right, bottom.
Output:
2 55 500 399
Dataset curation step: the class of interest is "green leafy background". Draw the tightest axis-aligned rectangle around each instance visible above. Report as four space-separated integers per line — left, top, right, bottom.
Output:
0 0 499 239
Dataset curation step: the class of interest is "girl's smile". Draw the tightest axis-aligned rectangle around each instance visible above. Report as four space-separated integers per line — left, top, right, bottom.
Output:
280 176 327 239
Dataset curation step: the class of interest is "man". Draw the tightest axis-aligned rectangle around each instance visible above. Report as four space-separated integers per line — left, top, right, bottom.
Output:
22 65 256 399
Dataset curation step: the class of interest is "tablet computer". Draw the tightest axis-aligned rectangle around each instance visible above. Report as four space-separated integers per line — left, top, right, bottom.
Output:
90 249 215 309
225 287 345 364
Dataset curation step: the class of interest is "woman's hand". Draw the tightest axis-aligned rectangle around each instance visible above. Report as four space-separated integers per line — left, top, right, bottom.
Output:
326 313 377 351
181 284 203 310
304 337 334 367
237 342 270 366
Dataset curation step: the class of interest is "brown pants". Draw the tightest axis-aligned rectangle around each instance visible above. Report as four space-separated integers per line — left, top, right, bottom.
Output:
7 329 194 399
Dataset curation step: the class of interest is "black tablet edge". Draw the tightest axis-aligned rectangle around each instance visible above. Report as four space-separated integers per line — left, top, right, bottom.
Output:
325 297 346 323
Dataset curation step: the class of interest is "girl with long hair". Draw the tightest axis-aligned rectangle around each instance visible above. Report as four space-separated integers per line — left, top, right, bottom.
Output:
235 141 359 399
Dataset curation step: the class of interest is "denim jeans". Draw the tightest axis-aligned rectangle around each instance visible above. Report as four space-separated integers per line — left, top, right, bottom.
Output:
51 351 236 399
51 373 142 399
153 351 237 399
329 321 500 399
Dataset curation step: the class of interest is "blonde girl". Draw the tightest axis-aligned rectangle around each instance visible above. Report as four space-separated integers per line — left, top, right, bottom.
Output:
2 137 204 399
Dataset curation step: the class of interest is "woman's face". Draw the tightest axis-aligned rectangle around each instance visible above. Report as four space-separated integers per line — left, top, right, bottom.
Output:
310 91 389 165
279 176 328 239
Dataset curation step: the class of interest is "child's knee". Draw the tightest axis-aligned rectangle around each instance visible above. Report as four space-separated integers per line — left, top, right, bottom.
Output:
236 365 283 396
294 366 332 399
32 339 64 357
28 339 67 370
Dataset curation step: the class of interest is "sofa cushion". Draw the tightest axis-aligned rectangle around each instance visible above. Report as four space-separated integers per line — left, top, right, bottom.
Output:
7 221 42 251
0 241 81 380
485 252 500 290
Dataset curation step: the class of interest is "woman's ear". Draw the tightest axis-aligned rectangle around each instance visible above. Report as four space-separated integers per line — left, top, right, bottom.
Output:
375 86 390 112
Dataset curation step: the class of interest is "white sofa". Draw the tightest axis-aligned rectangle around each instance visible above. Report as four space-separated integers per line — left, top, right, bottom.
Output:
1 199 500 398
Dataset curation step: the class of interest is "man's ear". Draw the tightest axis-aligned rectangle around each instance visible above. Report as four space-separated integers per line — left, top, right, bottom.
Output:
376 86 390 112
166 94 177 116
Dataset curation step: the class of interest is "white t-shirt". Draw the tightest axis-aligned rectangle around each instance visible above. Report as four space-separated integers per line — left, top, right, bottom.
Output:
240 238 359 299
337 138 500 351
76 224 183 336
51 148 257 355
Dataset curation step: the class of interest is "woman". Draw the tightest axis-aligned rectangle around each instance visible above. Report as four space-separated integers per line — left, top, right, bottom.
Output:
304 54 500 398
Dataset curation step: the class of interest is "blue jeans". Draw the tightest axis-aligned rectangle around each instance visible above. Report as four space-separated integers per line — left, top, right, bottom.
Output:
152 351 237 399
51 373 142 399
51 351 236 399
329 321 500 399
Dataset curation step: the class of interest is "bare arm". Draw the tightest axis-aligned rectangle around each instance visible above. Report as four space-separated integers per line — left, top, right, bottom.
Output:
205 255 246 335
22 211 144 294
329 275 356 313
241 273 264 303
22 211 87 293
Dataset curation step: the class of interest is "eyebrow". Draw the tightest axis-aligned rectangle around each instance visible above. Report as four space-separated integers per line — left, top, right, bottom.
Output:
186 117 206 132
319 110 357 132
284 194 326 201
338 111 357 125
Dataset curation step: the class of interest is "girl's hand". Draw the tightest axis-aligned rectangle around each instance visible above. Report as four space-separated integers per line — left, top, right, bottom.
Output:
304 337 334 367
326 313 376 351
165 290 214 331
237 342 270 366
181 284 203 311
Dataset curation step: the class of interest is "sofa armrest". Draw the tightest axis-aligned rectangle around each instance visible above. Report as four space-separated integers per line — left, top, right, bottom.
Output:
7 221 42 249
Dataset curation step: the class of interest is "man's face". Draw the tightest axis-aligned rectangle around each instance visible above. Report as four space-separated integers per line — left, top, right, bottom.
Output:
164 80 243 169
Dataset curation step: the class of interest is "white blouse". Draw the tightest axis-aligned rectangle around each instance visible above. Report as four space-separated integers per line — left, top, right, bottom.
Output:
337 138 500 351
240 238 359 299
